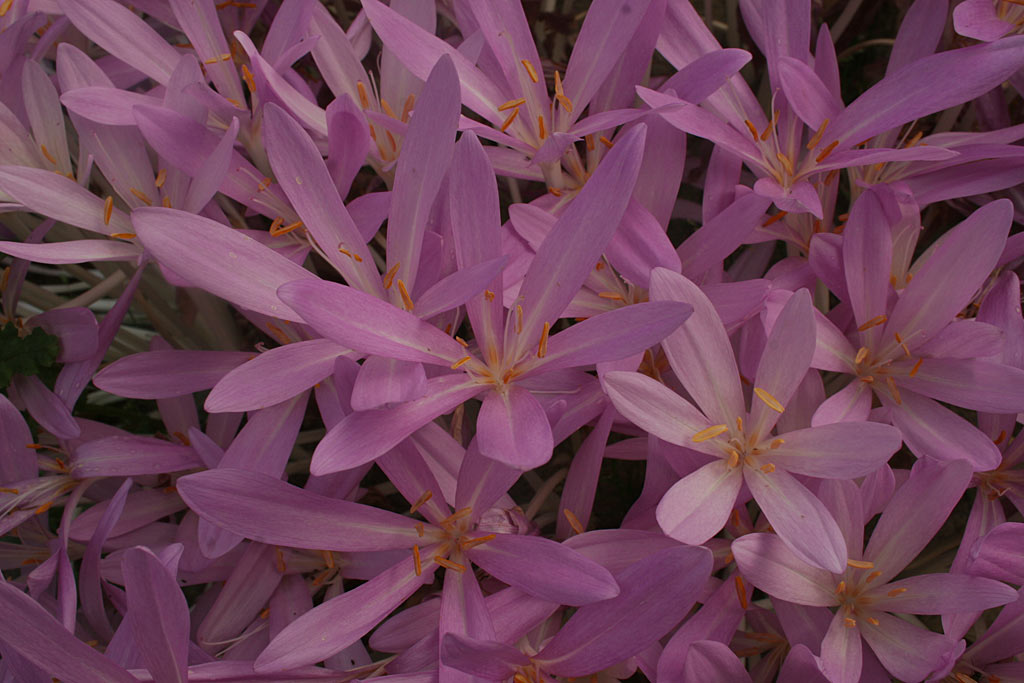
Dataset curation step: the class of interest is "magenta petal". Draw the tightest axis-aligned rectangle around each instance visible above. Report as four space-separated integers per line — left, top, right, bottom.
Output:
123 546 189 683
898 359 1024 413
858 611 956 683
255 556 434 671
277 279 464 365
0 240 141 264
605 199 682 287
955 0 1013 41
535 545 712 677
768 422 901 478
177 469 422 551
656 460 742 544
682 640 753 682
94 350 252 399
876 572 1016 614
967 522 1024 584
350 356 429 411
602 371 715 453
820 612 863 683
440 633 527 680
468 534 618 606
811 380 872 426
133 208 316 322
477 385 554 469
888 390 1002 470
778 56 841 129
206 340 347 412
0 166 131 235
745 467 846 574
0 581 135 682
71 436 202 478
842 190 893 342
0 394 34 482
312 375 482 474
731 533 837 606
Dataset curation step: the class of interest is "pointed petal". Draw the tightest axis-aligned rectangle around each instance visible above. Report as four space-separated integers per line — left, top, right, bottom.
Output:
71 436 201 478
469 534 618 606
656 460 742 544
898 359 1024 413
176 469 423 551
0 240 140 264
606 199 682 287
682 640 753 683
888 390 1002 470
858 612 955 683
477 385 553 469
650 267 744 424
602 371 716 453
94 350 252 399
820 612 863 683
678 192 772 279
133 208 316 321
255 556 434 671
206 340 347 412
843 190 893 340
0 165 131 235
440 633 526 680
768 422 901 478
277 279 464 365
535 545 713 677
811 380 872 426
350 356 429 412
731 533 837 606
746 467 847 574
123 546 189 683
778 56 841 129
877 573 1016 614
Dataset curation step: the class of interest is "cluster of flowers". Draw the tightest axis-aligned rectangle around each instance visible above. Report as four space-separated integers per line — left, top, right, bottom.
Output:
2 0 1024 680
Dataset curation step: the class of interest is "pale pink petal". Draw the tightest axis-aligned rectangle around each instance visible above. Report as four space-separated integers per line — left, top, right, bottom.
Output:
820 612 863 683
477 385 554 469
767 422 901 479
602 371 717 455
858 611 956 683
731 533 837 606
656 460 742 544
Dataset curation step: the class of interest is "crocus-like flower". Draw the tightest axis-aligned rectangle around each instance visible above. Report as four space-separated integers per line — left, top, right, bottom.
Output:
733 460 1017 683
605 268 901 573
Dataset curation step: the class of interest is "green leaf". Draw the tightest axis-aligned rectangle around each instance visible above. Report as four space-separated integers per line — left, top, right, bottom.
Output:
0 323 60 390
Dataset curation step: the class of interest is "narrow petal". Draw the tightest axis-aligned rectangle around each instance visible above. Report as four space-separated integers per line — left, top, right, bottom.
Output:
312 375 482 474
858 612 956 683
477 385 554 469
811 380 872 426
864 458 972 584
133 208 316 322
255 556 435 671
820 612 863 683
602 371 716 453
0 240 141 264
535 545 713 677
71 436 202 478
176 469 423 551
768 422 901 478
440 633 527 680
731 533 837 606
0 165 131 235
842 190 893 343
524 301 691 375
206 340 347 412
967 522 1024 584
468 534 618 606
898 359 1024 413
876 573 1016 614
746 466 847 574
0 581 135 682
682 640 753 683
94 350 252 399
678 192 772 279
778 56 841 129
650 267 744 424
123 546 189 683
277 279 464 365
888 390 1002 470
606 199 682 287
656 460 742 544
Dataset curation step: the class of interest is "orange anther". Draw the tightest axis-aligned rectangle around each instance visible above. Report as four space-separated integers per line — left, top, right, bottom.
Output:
857 314 887 331
397 279 414 311
383 263 400 290
498 97 526 112
563 508 585 534
538 115 546 140
39 144 57 165
734 575 748 609
743 119 759 141
598 135 614 149
500 107 520 132
412 545 422 576
129 187 153 205
909 358 923 377
521 59 539 83
450 356 472 370
806 118 830 150
103 196 114 225
847 558 874 569
761 210 788 227
154 168 167 188
537 322 550 358
815 140 839 163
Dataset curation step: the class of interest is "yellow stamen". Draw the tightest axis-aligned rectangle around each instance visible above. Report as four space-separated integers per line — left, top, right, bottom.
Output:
854 346 870 365
271 220 302 237
806 118 830 150
692 424 729 442
554 70 573 112
734 575 748 609
337 246 363 262
909 358 923 377
760 463 775 473
895 332 911 357
775 152 795 176
538 115 546 140
886 376 902 405
460 534 496 550
754 387 785 413
743 119 759 141
274 547 286 573
409 490 433 514
521 59 539 83
598 135 614 148
905 131 923 147
0 487 17 494
844 617 857 628
500 107 520 132
995 430 1007 445
321 550 335 568
484 289 495 302
412 545 422 576
269 217 283 233
266 322 289 344
761 210 788 227
455 336 469 348
415 522 424 537
585 134 595 151
401 94 415 123
257 176 272 192
866 570 882 582
385 130 398 152
203 53 232 65
161 196 172 208
770 438 785 449
857 314 887 331
597 291 624 300
547 186 562 197
0 0 13 16
241 64 256 92
847 559 874 569
537 322 550 358
866 616 880 626
434 556 467 573
563 508 585 535
39 144 57 165
515 305 523 334
815 140 839 163
356 81 370 109
110 233 136 240
887 587 907 597
397 279 414 311
380 98 397 119
33 501 53 515
760 109 779 141
154 168 167 188
129 187 153 205
450 356 472 369
498 97 526 112
103 196 114 225
383 263 400 290
736 416 743 432
727 449 741 468
836 580 846 594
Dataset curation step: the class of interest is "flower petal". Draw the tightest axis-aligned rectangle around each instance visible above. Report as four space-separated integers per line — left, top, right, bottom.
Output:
731 533 837 606
477 385 553 469
656 459 741 544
